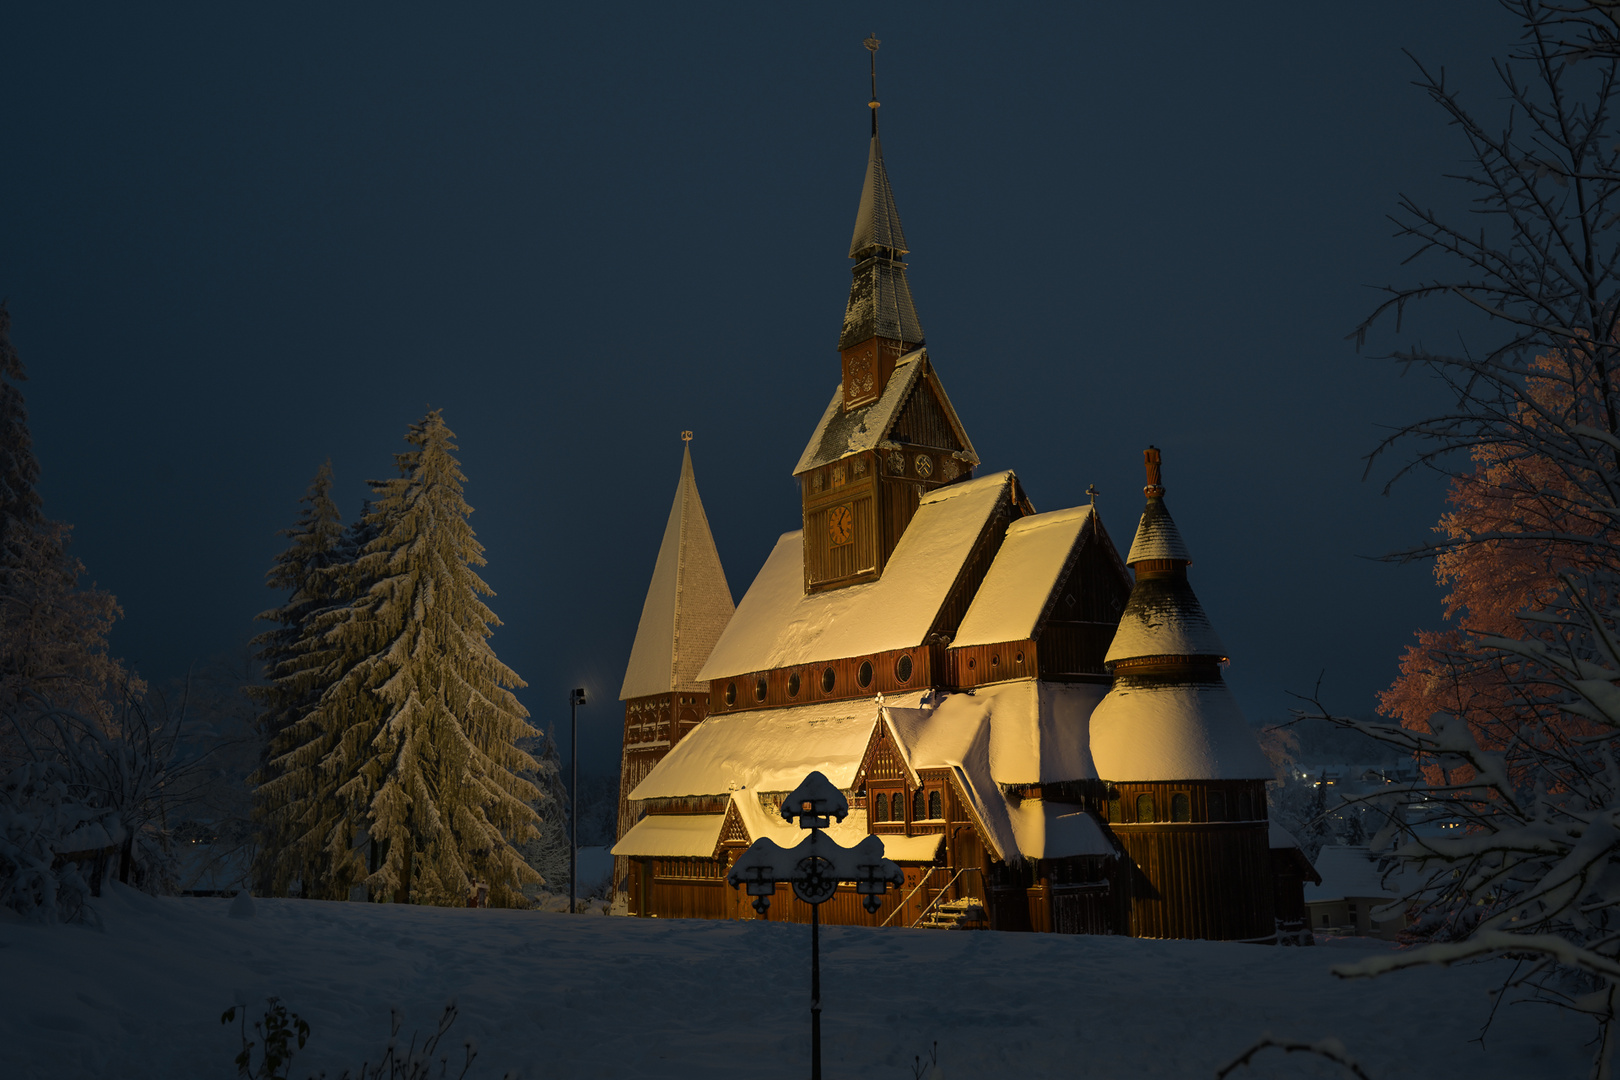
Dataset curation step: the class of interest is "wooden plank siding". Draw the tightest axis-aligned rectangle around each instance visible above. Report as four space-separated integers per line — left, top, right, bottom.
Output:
1102 778 1275 940
616 692 710 896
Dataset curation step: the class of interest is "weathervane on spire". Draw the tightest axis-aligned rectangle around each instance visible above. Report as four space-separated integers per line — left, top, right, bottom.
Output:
681 430 693 443
865 33 881 135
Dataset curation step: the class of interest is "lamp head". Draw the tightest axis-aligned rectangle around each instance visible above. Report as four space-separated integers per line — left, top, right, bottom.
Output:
571 687 587 706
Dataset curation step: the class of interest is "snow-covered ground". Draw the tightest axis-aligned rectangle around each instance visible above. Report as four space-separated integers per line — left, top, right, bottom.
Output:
0 885 1588 1079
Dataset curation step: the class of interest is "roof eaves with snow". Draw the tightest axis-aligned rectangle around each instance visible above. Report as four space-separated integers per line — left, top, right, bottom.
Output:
627 693 929 802
696 472 1015 680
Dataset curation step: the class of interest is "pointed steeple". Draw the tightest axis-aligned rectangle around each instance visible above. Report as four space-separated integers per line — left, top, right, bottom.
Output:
1090 447 1270 784
837 35 924 408
619 435 735 700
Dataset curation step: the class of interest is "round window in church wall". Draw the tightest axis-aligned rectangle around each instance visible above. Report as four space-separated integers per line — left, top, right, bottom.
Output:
857 661 874 688
754 676 767 702
787 671 801 697
724 682 736 707
821 667 837 694
894 653 913 683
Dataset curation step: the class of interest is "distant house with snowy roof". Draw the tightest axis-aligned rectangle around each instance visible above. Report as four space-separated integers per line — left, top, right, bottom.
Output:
611 61 1315 940
1305 845 1407 940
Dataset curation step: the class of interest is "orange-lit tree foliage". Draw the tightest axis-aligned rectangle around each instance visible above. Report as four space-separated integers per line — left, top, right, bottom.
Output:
1380 353 1616 779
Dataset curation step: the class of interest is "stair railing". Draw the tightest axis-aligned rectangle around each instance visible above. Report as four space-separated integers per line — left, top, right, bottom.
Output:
879 866 942 928
909 866 981 928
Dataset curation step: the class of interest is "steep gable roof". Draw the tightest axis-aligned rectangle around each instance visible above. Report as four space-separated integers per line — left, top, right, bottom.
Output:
953 505 1097 648
619 443 735 700
794 349 978 476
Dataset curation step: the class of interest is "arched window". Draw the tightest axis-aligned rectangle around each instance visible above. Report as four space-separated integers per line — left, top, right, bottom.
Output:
1171 792 1191 822
890 792 903 822
1136 793 1155 823
1207 790 1226 821
928 790 941 819
1108 795 1122 823
1238 790 1253 820
913 788 926 822
872 792 887 823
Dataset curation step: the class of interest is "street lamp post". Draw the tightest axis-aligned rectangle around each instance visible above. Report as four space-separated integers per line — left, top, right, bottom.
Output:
727 771 903 1080
569 686 586 913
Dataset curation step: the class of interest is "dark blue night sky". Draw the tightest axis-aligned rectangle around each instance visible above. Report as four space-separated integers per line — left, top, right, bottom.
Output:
1 3 1498 773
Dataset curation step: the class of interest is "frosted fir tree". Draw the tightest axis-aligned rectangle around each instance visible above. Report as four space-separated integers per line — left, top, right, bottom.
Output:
268 412 540 906
247 462 345 895
515 724 570 903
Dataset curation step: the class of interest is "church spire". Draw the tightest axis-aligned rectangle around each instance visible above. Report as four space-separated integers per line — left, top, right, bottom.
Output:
619 435 734 701
838 34 924 408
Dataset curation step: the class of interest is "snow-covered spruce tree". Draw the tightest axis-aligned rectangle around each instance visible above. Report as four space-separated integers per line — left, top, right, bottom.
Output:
1339 4 1620 1076
263 412 540 906
247 463 345 895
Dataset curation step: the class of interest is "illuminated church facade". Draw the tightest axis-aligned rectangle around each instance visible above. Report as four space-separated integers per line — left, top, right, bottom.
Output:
610 61 1317 939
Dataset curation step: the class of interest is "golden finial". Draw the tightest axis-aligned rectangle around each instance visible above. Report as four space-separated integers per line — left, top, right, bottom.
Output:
681 430 693 443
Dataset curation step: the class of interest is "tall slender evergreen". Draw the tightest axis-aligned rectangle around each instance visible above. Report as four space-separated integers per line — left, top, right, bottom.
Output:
248 462 345 894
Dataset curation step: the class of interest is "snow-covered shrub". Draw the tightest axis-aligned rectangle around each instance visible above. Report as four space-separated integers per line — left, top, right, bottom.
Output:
0 758 119 922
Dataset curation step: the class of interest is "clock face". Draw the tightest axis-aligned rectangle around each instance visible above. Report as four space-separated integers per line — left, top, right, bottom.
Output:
914 454 934 479
828 504 854 545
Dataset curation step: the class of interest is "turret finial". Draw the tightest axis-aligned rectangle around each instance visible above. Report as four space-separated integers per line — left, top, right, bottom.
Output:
865 33 881 135
1086 483 1099 506
681 430 693 443
1144 446 1165 498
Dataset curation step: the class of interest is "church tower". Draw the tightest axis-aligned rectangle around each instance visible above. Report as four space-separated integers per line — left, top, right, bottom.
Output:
614 435 734 890
793 36 979 594
1088 448 1277 940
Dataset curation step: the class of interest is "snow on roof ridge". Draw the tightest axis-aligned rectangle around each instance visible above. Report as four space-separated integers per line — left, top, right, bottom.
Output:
919 469 1011 504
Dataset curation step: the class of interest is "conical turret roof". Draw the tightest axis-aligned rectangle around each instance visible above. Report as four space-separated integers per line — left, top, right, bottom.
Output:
1125 497 1191 565
620 441 735 700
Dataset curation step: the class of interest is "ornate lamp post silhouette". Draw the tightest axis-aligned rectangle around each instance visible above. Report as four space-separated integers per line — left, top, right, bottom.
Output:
727 771 903 1080
569 686 586 913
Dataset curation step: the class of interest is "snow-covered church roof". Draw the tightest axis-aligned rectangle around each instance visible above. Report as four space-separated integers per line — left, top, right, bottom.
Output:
873 681 1114 863
696 471 1015 680
793 348 977 476
953 504 1109 647
1087 677 1271 781
619 442 735 700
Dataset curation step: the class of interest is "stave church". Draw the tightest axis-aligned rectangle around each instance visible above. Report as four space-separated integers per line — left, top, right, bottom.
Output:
610 49 1318 940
